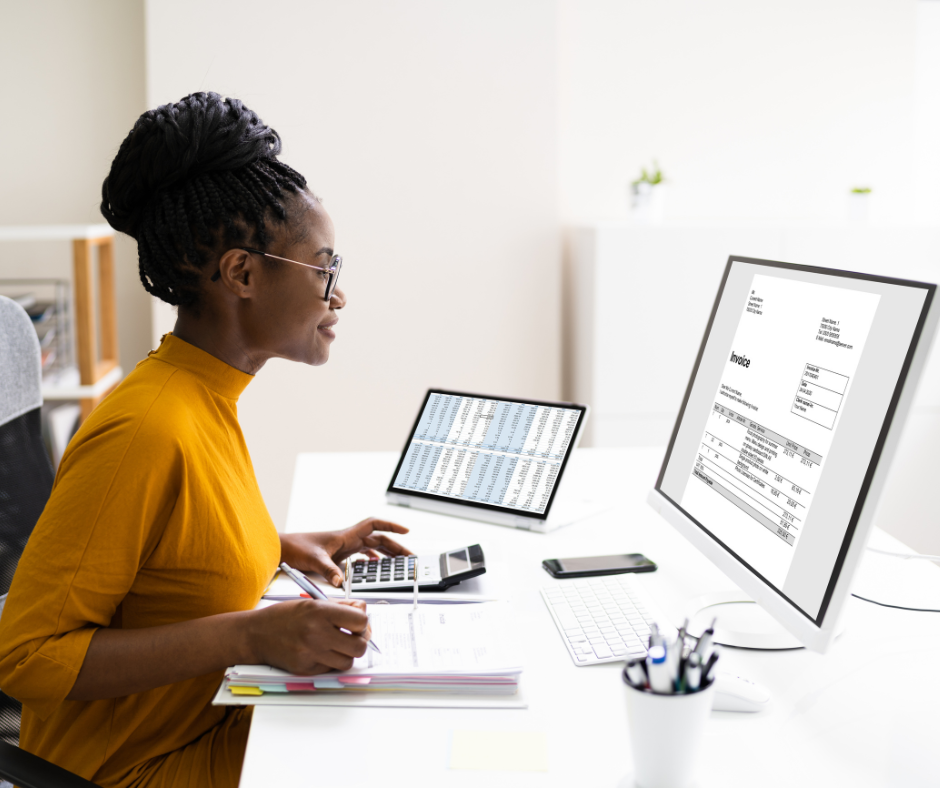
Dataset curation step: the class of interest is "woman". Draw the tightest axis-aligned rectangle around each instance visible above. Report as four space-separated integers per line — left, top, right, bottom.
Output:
0 92 410 787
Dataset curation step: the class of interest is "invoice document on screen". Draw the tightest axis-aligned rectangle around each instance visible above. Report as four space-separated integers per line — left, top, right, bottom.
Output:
681 274 881 588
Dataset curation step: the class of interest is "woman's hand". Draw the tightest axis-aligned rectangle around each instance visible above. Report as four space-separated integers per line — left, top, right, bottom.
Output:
279 518 412 587
247 598 371 675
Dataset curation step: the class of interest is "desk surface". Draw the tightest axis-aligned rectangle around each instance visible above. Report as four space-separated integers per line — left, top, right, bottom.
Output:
239 448 940 788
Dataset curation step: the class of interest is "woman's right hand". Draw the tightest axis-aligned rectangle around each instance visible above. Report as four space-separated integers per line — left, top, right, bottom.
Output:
246 598 371 675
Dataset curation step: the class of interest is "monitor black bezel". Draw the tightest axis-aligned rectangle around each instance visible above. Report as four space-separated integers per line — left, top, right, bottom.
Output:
654 256 935 627
386 388 588 520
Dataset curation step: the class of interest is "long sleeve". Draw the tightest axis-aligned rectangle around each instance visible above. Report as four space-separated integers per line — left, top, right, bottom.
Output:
0 374 181 720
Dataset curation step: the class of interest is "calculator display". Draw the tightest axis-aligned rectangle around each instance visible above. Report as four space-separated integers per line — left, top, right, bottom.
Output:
447 549 470 573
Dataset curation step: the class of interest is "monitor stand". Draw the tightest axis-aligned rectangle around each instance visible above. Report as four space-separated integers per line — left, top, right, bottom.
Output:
687 591 805 650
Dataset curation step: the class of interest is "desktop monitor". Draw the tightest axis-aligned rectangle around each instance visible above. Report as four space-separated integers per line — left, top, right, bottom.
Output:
648 256 937 653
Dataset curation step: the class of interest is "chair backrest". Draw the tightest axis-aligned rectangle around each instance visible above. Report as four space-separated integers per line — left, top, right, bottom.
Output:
0 296 55 745
0 297 42 429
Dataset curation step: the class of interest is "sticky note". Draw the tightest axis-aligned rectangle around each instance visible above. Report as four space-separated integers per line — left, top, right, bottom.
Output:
229 686 263 696
449 730 548 772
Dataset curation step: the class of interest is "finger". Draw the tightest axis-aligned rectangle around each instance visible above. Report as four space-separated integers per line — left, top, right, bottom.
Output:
314 650 357 672
296 547 345 588
314 558 344 588
323 602 370 632
358 518 410 535
327 631 370 659
362 533 413 556
336 599 367 613
360 548 381 560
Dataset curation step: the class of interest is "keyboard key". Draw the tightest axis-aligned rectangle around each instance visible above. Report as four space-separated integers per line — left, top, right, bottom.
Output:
592 644 613 659
567 633 588 644
552 604 579 630
611 646 629 656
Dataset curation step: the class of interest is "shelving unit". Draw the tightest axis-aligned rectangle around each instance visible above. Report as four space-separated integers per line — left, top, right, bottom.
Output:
0 224 123 421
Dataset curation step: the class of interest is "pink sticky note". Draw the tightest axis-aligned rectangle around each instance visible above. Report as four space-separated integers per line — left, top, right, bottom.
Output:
338 676 372 685
285 682 316 692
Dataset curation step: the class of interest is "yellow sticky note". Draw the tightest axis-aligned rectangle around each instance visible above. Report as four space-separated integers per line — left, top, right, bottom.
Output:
229 686 263 696
449 730 548 772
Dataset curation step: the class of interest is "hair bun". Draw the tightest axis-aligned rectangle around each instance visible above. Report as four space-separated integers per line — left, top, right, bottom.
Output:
101 92 282 239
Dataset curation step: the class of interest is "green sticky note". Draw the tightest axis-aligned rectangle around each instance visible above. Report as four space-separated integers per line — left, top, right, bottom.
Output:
449 730 548 772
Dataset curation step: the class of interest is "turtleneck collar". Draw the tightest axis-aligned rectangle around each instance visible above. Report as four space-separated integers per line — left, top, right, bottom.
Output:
146 333 254 400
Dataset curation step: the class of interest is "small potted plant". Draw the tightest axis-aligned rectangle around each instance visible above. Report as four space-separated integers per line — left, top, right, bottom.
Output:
848 186 871 224
630 161 666 223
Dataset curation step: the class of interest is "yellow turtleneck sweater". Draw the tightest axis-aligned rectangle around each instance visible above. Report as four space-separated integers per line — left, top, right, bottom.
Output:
0 334 281 787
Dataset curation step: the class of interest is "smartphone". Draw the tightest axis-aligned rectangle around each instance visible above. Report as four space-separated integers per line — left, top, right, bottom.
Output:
542 553 657 579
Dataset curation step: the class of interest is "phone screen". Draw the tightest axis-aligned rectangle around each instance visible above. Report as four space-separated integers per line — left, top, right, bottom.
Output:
557 554 652 572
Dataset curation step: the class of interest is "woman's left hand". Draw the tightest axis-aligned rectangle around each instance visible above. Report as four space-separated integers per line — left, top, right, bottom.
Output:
279 518 412 587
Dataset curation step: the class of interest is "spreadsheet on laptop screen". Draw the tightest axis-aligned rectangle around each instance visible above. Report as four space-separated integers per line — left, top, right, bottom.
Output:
390 392 584 515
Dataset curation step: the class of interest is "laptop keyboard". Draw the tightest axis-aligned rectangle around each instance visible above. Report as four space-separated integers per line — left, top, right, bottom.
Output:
540 575 675 665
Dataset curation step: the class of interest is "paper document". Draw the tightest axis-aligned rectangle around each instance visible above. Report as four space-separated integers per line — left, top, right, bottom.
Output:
356 603 518 673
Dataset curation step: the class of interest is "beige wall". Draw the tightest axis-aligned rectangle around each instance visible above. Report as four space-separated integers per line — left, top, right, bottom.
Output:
146 0 561 530
557 0 922 224
0 0 151 376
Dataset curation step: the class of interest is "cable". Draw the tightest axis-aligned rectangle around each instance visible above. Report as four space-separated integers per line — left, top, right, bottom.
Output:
866 547 940 562
851 593 940 613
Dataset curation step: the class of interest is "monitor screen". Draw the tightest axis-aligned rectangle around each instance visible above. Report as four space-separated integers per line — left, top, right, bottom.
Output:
657 258 934 625
388 390 586 519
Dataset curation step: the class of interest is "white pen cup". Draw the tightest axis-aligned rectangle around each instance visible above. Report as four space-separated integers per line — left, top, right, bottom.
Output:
622 669 715 788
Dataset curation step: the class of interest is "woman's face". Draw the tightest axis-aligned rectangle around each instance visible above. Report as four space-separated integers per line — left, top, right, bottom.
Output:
252 192 346 367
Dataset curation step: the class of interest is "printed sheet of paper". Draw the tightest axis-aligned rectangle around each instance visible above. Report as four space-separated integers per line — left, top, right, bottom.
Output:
354 602 520 674
680 274 881 587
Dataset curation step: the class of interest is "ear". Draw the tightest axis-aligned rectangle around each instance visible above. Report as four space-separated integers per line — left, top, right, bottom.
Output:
215 248 257 300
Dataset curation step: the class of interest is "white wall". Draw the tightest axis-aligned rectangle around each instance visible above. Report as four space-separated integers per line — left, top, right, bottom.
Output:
0 1 151 376
557 0 923 225
146 0 561 530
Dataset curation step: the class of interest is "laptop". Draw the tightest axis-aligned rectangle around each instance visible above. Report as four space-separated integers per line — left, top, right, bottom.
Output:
385 389 606 532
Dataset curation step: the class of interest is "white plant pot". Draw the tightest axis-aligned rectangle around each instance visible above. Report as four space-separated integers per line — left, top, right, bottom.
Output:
847 192 870 225
630 182 666 224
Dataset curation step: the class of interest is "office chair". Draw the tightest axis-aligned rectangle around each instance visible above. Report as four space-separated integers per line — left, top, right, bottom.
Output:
0 296 99 787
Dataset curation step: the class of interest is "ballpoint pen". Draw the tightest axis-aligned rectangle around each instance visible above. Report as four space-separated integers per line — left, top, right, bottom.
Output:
646 644 673 694
279 562 381 653
693 617 716 661
344 558 351 600
625 658 648 689
685 651 702 691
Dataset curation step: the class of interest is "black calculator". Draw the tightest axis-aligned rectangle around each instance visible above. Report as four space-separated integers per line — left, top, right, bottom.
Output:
350 544 486 592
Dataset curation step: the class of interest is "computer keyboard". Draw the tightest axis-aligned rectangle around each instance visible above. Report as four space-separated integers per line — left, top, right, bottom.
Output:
540 575 676 666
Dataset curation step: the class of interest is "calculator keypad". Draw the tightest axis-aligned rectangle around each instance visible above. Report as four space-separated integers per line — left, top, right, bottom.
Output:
351 556 416 585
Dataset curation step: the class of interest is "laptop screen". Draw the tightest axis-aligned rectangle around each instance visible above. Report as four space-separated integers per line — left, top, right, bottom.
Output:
387 390 587 519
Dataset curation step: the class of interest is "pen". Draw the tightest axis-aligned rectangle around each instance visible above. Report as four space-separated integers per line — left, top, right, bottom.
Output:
344 558 351 600
625 658 648 689
412 556 419 612
649 622 664 649
693 617 716 661
279 562 381 654
702 650 719 685
669 619 687 688
685 651 702 691
647 644 672 693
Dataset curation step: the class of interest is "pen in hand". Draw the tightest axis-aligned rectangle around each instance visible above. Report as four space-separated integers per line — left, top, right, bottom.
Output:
279 562 381 654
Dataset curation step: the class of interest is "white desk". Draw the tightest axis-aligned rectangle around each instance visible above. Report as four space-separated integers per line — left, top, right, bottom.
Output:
239 448 940 787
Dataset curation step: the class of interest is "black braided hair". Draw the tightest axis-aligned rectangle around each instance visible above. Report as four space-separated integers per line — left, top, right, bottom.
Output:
100 92 308 307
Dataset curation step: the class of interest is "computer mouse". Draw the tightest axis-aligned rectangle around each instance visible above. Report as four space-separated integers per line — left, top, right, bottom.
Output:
711 671 771 712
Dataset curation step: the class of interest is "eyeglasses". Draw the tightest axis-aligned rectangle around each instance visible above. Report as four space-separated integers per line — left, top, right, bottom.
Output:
210 247 343 302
